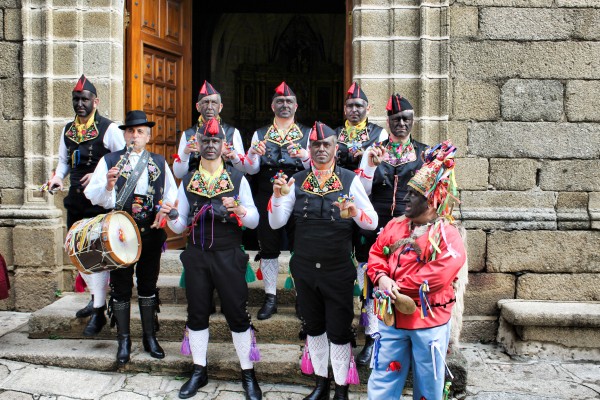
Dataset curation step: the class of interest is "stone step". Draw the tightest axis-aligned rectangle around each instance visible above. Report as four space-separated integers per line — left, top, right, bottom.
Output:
497 300 600 361
29 294 311 344
1 325 468 394
153 273 297 306
160 250 291 275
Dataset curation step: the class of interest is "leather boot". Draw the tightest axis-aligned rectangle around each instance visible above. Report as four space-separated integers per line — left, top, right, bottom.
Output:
112 299 131 367
75 296 94 318
356 336 374 366
303 375 330 400
139 296 165 359
332 383 349 400
257 294 277 320
82 305 107 336
178 364 208 399
241 368 262 400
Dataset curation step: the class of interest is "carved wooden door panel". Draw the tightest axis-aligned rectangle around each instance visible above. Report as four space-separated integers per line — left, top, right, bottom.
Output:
126 0 191 248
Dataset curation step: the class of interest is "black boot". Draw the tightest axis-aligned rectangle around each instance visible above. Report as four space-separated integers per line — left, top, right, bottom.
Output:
303 375 330 400
241 368 262 400
112 299 131 367
332 383 349 400
178 364 208 399
257 294 277 320
75 296 94 318
356 336 374 366
139 296 165 359
82 305 107 336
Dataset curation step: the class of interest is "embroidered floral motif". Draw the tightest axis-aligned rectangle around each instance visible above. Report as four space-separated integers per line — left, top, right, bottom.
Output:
338 126 369 145
65 123 99 144
116 155 162 181
187 169 234 198
131 194 153 221
265 124 303 146
382 141 417 167
300 172 343 196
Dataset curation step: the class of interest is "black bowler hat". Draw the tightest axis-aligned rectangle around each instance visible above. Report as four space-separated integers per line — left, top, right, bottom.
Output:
118 110 156 130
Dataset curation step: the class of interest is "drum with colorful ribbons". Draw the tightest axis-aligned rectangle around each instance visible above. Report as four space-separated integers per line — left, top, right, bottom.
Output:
64 211 141 274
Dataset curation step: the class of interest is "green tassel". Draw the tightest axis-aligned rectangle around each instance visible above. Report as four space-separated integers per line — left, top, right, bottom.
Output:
179 270 186 289
353 280 361 297
245 263 256 283
383 246 390 255
360 235 366 245
284 275 294 289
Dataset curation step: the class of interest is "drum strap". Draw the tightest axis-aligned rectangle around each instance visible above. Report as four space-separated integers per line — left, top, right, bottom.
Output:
115 151 151 211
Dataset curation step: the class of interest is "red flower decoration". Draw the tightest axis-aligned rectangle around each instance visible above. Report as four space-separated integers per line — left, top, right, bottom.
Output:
387 361 401 372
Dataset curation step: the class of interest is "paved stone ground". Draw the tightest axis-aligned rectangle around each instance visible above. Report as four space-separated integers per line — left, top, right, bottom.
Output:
0 312 598 400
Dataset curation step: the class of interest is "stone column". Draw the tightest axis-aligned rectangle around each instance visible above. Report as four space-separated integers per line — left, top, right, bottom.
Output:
0 0 125 311
351 0 449 144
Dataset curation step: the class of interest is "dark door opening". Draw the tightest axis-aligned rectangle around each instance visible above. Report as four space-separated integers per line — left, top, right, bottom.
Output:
190 1 346 147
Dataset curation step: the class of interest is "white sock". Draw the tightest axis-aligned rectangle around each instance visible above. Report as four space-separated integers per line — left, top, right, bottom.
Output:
261 258 279 295
356 264 365 291
82 272 109 308
307 333 329 378
364 299 379 336
330 343 351 386
232 328 253 370
188 328 209 366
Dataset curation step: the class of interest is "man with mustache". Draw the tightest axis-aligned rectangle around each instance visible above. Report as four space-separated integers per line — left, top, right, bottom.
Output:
334 82 388 366
245 82 312 320
354 94 429 365
85 110 177 367
366 141 466 400
173 81 247 178
47 74 125 337
269 122 378 400
163 119 262 400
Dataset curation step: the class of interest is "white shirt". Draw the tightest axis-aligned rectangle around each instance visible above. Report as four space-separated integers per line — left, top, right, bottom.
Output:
84 149 177 209
268 174 378 231
167 174 259 234
55 121 125 179
173 127 246 178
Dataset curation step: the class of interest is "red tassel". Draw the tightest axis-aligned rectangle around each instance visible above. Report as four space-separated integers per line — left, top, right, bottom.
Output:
267 197 273 213
346 355 360 385
300 341 314 375
74 273 86 293
256 267 263 280
172 154 181 163
230 213 243 227
359 209 373 225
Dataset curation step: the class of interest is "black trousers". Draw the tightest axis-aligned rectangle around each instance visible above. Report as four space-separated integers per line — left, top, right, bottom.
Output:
181 245 250 332
63 187 107 229
255 189 294 259
110 228 166 301
291 255 356 345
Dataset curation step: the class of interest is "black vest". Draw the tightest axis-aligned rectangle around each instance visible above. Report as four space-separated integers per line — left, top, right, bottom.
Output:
183 121 237 173
63 112 114 186
104 149 166 228
256 122 311 193
335 122 385 171
182 164 245 251
371 139 428 218
291 166 355 264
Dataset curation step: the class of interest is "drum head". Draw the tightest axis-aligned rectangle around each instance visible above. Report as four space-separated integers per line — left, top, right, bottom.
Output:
104 211 141 265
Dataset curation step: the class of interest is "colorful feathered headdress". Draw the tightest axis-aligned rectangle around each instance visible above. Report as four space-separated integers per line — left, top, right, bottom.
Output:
407 140 459 219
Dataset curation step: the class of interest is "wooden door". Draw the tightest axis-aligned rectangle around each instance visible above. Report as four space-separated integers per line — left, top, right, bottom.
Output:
126 0 192 249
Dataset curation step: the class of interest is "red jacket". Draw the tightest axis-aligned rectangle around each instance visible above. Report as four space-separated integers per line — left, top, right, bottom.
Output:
367 216 466 330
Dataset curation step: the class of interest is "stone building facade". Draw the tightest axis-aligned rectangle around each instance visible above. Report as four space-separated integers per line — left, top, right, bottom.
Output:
1 0 598 343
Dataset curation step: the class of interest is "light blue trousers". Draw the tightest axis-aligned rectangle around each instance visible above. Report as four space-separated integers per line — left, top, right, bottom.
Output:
367 320 451 400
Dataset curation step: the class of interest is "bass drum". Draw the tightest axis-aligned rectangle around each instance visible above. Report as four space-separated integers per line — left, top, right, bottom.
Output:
65 211 141 274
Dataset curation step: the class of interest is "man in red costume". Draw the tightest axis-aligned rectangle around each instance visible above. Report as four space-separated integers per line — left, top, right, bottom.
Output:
366 141 466 400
